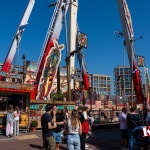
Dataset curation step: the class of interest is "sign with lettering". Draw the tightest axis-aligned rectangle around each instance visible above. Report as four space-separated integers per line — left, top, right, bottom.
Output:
67 105 75 110
30 104 46 111
57 105 64 110
0 71 22 79
143 126 150 137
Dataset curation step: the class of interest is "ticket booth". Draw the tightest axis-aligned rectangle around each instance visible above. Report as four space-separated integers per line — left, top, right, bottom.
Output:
0 92 30 133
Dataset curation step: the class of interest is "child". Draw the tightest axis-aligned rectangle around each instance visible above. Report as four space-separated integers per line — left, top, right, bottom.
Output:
13 106 20 136
6 105 14 137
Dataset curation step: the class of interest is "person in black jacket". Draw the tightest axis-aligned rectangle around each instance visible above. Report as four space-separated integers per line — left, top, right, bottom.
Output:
41 104 57 150
127 107 140 150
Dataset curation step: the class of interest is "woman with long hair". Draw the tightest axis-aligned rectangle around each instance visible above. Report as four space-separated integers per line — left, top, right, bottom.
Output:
6 105 14 137
65 109 82 150
13 106 20 136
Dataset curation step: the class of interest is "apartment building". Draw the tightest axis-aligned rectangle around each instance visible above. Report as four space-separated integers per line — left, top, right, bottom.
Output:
114 65 135 102
91 74 113 96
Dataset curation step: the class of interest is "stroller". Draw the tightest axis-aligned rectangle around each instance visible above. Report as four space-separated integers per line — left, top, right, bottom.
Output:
132 126 150 150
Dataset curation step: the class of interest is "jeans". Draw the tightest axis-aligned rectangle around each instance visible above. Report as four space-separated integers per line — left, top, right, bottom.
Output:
14 120 19 136
80 134 86 150
128 128 135 150
53 132 61 143
67 134 80 150
6 121 13 136
132 126 145 150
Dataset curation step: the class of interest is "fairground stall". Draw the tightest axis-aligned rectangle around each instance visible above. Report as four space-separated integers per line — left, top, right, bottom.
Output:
0 72 75 133
0 73 33 133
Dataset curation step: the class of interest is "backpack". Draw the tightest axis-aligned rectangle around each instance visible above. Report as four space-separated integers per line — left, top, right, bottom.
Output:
127 114 139 128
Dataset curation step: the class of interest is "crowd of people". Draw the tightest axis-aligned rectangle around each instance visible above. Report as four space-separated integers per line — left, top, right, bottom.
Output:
6 105 20 137
7 103 150 150
119 106 150 150
41 104 94 150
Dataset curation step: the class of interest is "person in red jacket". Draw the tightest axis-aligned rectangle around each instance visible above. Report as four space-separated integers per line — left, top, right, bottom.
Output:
79 112 89 150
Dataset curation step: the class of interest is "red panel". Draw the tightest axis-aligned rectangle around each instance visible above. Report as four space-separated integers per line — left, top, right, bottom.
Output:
33 38 54 99
82 73 89 90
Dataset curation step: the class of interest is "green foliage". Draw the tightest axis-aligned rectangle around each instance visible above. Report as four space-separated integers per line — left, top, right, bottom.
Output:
30 120 38 127
50 91 65 101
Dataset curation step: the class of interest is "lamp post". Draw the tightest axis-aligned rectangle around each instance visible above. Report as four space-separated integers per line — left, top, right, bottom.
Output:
114 31 126 104
22 54 26 83
123 41 126 105
115 31 143 106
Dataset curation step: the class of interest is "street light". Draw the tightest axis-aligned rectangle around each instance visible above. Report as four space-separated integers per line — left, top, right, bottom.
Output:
115 31 143 106
22 54 26 83
114 31 126 104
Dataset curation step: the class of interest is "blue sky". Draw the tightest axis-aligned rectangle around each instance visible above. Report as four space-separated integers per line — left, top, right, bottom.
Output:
0 0 150 78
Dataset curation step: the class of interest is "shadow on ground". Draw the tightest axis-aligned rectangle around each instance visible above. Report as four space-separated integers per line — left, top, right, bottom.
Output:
29 144 42 149
87 138 121 150
59 145 67 150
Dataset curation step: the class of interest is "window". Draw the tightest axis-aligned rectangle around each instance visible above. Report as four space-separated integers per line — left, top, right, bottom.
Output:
94 80 98 84
94 76 98 79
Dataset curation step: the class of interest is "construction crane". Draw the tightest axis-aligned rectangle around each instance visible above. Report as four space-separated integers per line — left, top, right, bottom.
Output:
0 0 35 81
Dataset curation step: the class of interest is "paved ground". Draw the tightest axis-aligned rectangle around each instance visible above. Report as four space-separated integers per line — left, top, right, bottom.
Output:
0 128 138 150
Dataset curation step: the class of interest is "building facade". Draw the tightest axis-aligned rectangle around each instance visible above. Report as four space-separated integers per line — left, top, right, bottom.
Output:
91 74 113 96
114 65 135 103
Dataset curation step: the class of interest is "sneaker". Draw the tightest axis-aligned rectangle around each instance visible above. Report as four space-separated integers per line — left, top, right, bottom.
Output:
86 135 89 139
85 144 89 148
6 135 9 137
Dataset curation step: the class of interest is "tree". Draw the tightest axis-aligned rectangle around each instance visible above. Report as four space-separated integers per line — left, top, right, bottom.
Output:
50 91 65 101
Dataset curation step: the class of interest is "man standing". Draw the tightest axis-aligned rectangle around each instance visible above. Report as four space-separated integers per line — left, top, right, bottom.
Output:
119 107 129 150
53 110 65 150
41 104 57 150
127 107 139 150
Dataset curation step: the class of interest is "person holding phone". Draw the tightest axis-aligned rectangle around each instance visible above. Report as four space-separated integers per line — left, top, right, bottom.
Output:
41 104 57 150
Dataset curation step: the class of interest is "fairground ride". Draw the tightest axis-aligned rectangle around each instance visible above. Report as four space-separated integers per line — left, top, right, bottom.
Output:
0 0 90 117
30 0 90 101
117 0 149 108
0 0 35 80
0 0 35 131
0 0 35 101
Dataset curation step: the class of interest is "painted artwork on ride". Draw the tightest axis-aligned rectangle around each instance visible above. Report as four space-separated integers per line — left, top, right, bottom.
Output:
95 101 101 109
36 40 64 100
29 111 43 128
24 61 38 84
92 110 100 124
99 109 120 124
